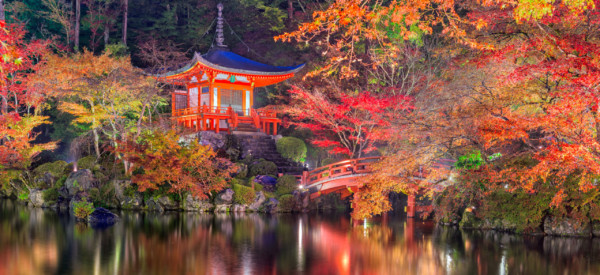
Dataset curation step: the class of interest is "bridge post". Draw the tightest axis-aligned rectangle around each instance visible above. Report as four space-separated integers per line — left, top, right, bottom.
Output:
407 194 416 218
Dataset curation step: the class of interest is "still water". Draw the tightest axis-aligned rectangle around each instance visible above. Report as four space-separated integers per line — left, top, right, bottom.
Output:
1 199 600 275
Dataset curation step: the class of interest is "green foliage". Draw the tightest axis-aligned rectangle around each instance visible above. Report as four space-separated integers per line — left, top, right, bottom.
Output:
18 192 29 202
254 183 264 192
233 183 256 205
276 175 297 196
77 156 97 171
0 170 21 189
73 199 95 220
235 163 248 179
55 175 68 188
42 187 60 204
278 194 295 212
455 151 484 170
33 160 68 178
482 190 552 233
250 159 278 176
105 43 129 57
276 137 307 163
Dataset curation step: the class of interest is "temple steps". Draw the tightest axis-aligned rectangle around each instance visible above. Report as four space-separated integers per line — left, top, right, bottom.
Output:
235 133 303 175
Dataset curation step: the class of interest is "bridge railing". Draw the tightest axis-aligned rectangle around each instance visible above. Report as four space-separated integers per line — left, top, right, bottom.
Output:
303 157 384 186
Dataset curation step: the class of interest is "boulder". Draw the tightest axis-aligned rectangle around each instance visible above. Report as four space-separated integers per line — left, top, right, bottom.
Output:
215 189 234 205
254 175 277 192
184 194 213 212
88 207 119 227
247 191 266 212
232 204 247 212
214 204 231 212
482 218 518 231
112 180 131 204
34 172 55 189
544 216 591 237
459 210 483 229
65 169 97 196
593 221 600 237
146 198 164 212
198 131 226 150
120 192 144 210
262 198 279 213
158 196 179 210
29 189 45 208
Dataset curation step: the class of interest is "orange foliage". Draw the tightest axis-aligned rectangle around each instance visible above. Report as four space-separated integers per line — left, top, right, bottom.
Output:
117 129 236 199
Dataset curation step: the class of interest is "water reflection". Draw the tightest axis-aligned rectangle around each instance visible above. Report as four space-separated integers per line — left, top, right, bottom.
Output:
1 199 600 275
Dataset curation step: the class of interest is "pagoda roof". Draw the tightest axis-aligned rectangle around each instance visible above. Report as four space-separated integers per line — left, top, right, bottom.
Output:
154 48 304 86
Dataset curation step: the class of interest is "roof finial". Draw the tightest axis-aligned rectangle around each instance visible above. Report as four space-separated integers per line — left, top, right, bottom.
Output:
215 3 227 48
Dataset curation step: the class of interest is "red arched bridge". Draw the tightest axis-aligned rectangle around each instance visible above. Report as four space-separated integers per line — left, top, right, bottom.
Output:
299 157 434 218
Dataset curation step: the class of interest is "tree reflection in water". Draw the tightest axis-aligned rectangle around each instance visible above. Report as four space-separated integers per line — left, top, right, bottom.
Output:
1 199 600 275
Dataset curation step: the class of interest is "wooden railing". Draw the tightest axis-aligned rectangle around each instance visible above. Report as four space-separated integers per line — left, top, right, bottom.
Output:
302 157 384 186
171 104 280 135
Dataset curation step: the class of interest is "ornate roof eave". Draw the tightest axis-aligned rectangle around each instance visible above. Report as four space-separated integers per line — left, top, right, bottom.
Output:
152 52 305 80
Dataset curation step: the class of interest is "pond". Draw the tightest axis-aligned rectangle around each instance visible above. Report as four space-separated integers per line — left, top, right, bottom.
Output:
1 199 600 275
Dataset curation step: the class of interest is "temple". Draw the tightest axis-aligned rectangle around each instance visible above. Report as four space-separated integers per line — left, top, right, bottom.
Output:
154 3 304 135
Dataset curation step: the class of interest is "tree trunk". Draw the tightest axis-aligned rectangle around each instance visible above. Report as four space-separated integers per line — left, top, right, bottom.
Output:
92 128 101 158
104 21 110 46
287 0 293 24
1 95 7 114
75 0 81 50
122 0 128 45
0 0 5 21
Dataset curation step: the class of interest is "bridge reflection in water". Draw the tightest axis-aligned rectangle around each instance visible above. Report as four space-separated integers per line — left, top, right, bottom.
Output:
1 200 599 275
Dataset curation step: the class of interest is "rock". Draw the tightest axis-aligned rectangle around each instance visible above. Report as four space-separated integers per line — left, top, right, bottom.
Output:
29 189 45 208
593 221 600 237
65 169 97 197
232 204 247 212
459 210 483 229
544 216 591 237
146 198 164 212
159 196 179 210
120 192 144 210
247 191 266 212
215 189 234 204
111 180 131 204
184 194 213 212
273 134 283 143
34 172 55 189
254 175 277 192
198 131 226 150
481 218 517 231
88 207 119 227
214 204 230 212
262 198 279 213
292 191 310 212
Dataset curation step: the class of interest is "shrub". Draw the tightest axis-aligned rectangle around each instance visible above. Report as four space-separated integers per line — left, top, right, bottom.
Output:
276 137 307 163
42 187 60 204
33 160 68 178
0 170 20 189
250 159 278 177
233 183 256 205
278 194 295 212
77 156 97 171
254 183 264 192
18 192 29 202
73 199 95 220
235 163 248 179
276 175 298 196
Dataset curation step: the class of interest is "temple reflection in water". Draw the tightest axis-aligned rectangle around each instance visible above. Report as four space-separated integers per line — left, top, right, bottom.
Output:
1 200 600 275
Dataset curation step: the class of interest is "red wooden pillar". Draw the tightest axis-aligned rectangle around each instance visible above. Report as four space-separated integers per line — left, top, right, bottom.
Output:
273 122 277 135
407 194 416 218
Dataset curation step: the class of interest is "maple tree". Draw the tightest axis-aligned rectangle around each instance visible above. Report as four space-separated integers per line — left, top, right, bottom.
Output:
0 22 55 187
31 50 163 173
116 128 237 199
285 86 412 158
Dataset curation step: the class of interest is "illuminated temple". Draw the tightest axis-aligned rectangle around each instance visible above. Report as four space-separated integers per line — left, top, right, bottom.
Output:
154 3 304 135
